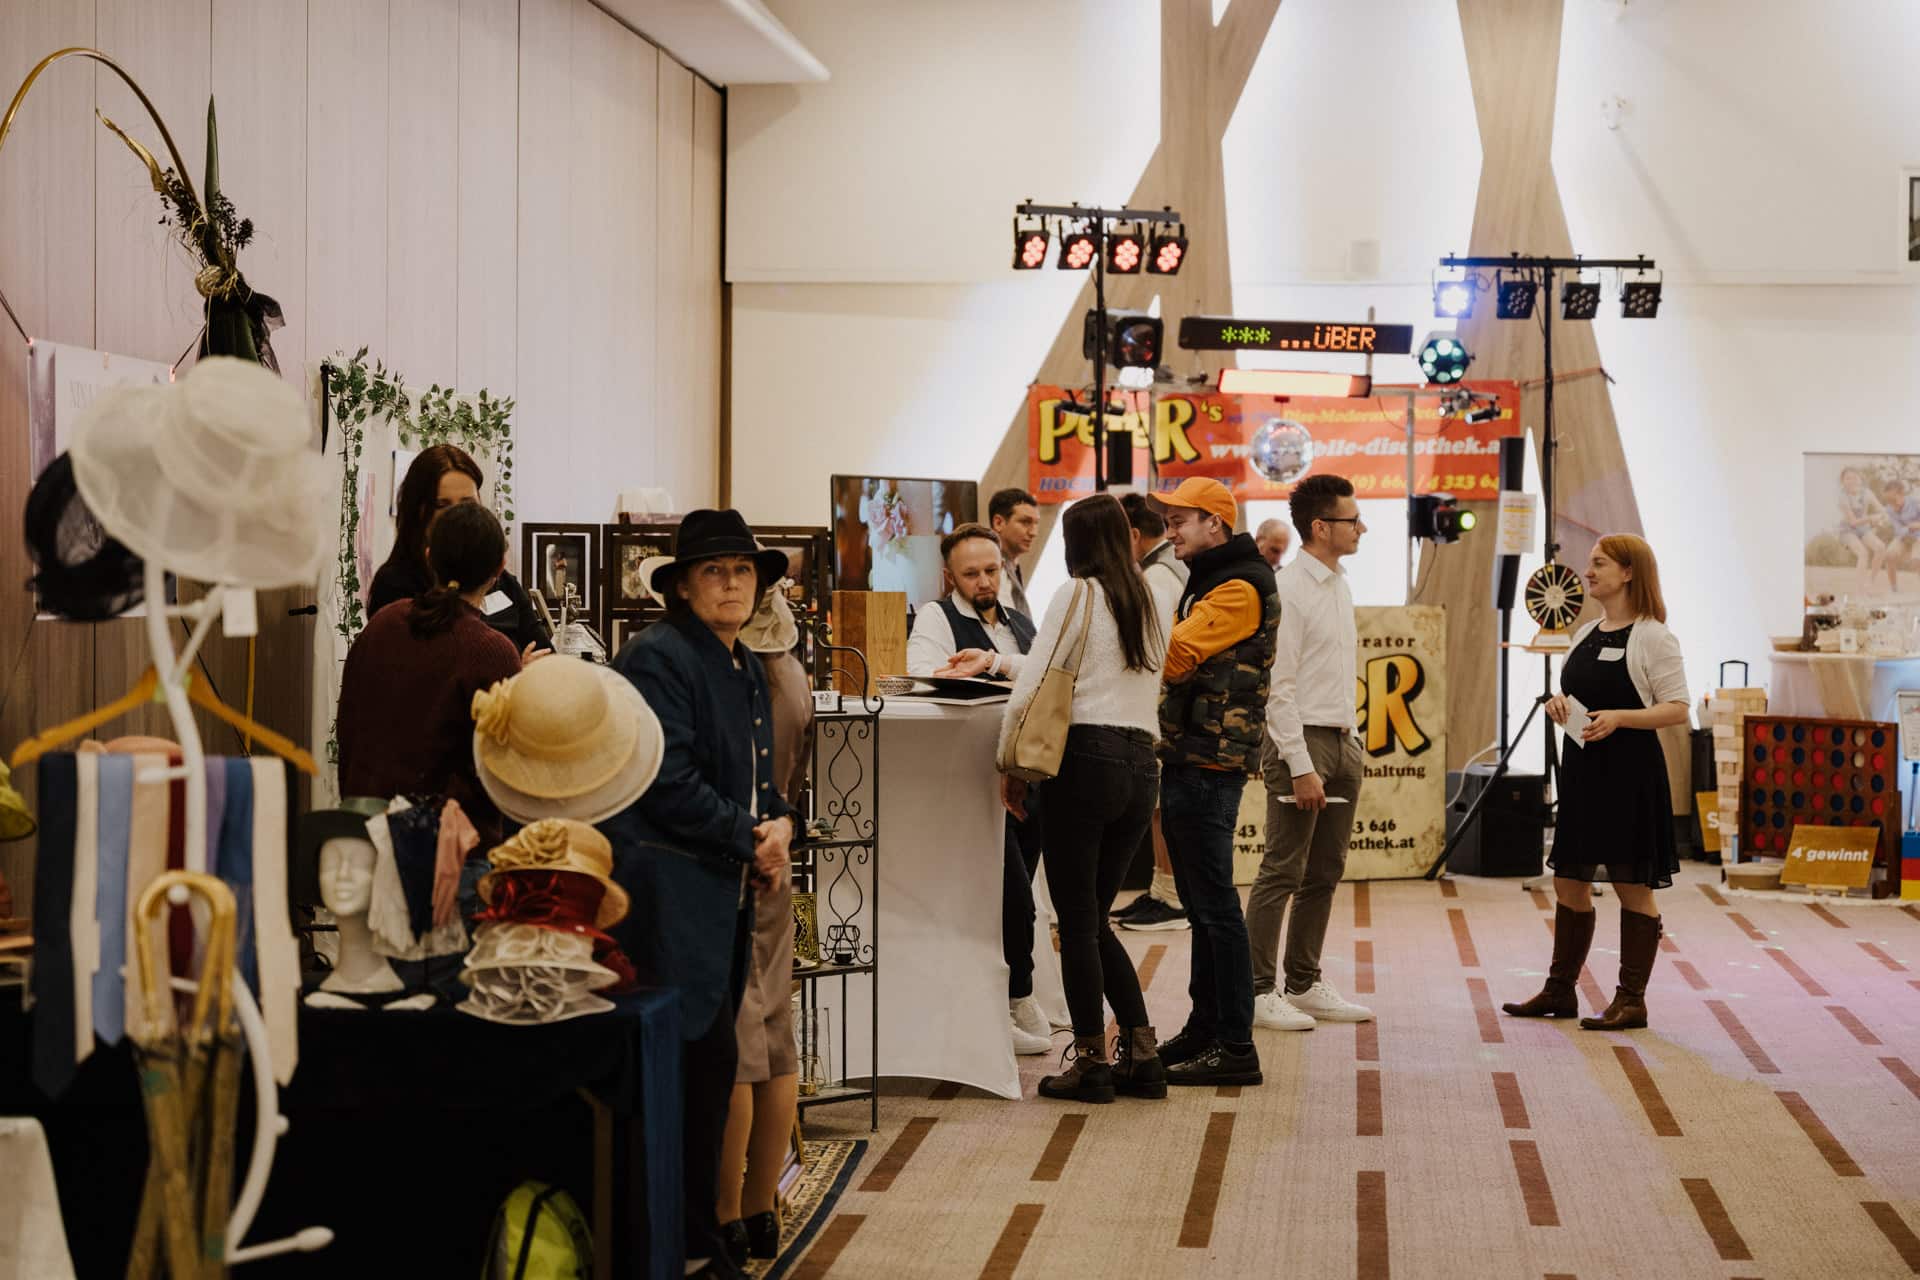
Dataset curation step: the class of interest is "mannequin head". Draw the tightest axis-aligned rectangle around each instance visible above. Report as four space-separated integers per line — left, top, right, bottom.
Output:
319 838 377 917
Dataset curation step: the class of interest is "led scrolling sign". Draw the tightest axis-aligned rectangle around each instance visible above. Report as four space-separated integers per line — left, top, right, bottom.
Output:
1178 316 1416 356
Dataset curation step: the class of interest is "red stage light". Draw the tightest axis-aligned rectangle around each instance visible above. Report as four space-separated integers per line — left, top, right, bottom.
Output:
1148 232 1187 274
1058 232 1095 270
1106 230 1144 274
1013 228 1050 270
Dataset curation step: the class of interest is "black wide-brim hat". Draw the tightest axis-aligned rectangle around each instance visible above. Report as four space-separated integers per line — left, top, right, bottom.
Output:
290 798 387 909
23 453 146 621
648 508 789 601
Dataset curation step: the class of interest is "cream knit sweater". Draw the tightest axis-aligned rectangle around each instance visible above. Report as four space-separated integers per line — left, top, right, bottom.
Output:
998 577 1166 758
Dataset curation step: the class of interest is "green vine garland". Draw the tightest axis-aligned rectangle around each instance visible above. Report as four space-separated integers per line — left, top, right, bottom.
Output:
323 347 517 645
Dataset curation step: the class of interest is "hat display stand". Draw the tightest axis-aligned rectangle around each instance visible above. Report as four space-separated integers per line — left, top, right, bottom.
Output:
134 556 336 1266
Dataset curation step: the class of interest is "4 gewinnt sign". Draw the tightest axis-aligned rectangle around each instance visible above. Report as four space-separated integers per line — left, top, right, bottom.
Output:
1178 316 1415 355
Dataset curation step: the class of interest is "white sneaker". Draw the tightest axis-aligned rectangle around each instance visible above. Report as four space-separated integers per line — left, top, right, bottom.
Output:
1285 981 1373 1023
1253 990 1316 1031
1011 998 1053 1054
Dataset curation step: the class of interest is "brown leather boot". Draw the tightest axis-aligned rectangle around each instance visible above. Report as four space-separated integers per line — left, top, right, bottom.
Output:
1111 1026 1167 1099
1038 1035 1115 1103
1503 904 1595 1018
1580 909 1661 1030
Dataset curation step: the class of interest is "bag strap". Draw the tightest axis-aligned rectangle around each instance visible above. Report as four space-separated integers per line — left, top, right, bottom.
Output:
512 1185 566 1280
1059 579 1097 677
1037 580 1087 674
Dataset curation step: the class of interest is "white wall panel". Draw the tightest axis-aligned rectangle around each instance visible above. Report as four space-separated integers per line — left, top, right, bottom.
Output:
688 77 724 507
457 0 520 399
386 0 460 385
307 0 390 364
514 0 574 523
654 56 698 504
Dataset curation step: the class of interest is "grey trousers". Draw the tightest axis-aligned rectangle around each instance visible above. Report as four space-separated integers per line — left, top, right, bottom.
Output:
1247 726 1364 995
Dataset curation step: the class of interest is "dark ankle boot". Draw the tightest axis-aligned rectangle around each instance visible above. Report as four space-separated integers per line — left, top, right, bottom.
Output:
1111 1026 1167 1099
1580 910 1661 1030
1038 1034 1115 1103
1503 904 1595 1018
743 1209 779 1258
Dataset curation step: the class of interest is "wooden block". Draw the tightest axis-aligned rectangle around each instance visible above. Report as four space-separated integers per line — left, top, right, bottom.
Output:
830 590 908 696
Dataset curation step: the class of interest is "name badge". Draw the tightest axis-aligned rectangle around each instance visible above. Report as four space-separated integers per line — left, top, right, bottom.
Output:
483 590 512 615
1598 647 1626 662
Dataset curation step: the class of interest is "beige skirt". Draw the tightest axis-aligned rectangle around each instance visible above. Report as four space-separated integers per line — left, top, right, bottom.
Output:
734 875 796 1082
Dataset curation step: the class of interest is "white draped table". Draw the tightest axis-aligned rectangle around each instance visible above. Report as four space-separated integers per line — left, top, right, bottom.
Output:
812 699 1067 1101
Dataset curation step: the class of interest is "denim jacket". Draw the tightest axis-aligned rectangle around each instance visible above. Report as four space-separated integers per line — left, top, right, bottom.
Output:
600 612 799 1038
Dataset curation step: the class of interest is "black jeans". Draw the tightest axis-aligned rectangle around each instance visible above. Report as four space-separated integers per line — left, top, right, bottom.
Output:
1004 789 1043 1000
1161 763 1255 1045
1039 726 1158 1037
682 905 749 1265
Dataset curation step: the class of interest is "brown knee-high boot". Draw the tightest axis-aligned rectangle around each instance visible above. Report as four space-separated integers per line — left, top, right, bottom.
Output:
1580 909 1661 1030
1503 904 1596 1018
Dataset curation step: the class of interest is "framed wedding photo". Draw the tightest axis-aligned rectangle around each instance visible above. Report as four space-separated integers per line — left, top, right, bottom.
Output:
520 523 600 632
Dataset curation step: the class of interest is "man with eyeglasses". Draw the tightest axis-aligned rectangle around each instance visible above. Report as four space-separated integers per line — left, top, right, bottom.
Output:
1247 472 1374 1033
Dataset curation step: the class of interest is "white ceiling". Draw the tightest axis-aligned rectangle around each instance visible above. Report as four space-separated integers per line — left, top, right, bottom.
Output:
594 0 829 84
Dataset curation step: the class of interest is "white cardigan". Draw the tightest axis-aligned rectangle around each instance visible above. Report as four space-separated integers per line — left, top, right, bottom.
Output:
997 578 1167 756
1567 616 1691 714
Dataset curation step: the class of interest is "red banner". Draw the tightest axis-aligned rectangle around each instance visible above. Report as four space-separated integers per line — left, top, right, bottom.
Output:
1026 380 1522 504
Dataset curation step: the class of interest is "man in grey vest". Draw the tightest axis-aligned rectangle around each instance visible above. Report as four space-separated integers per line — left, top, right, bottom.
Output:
908 524 1050 1054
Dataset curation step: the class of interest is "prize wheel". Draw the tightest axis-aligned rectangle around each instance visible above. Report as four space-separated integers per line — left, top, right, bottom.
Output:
1524 562 1585 632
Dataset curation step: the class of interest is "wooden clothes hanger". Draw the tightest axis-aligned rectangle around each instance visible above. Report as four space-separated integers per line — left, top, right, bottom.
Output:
9 664 315 775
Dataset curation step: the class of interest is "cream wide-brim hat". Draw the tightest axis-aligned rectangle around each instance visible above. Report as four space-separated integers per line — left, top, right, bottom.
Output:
460 924 622 989
740 584 800 655
473 661 664 824
69 358 328 588
456 967 616 1025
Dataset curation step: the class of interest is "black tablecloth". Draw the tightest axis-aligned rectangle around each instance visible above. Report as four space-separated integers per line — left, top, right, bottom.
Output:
0 989 682 1279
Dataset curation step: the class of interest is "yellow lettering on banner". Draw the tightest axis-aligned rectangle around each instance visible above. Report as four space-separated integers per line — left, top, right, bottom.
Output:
1156 398 1200 464
1356 654 1430 758
1037 398 1085 465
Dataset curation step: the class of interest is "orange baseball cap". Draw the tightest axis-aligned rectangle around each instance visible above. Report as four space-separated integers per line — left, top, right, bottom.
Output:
1149 477 1238 530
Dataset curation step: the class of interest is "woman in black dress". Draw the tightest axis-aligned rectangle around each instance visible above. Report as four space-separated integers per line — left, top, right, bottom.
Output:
1504 534 1691 1030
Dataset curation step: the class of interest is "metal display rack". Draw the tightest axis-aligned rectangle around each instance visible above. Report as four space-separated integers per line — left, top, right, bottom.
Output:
794 641 883 1130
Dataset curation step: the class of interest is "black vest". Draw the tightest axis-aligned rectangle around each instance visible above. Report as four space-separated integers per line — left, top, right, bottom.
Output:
1160 533 1282 774
937 596 1035 673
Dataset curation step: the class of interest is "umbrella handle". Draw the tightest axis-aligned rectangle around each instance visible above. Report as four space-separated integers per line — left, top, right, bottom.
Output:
132 871 237 1041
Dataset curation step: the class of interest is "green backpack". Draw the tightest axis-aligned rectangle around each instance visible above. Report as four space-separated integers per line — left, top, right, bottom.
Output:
483 1181 594 1280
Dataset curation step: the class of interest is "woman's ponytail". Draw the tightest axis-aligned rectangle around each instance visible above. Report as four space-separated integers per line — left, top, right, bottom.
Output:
407 503 507 638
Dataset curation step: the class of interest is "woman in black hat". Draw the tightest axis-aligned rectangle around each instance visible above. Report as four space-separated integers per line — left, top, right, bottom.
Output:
598 509 797 1280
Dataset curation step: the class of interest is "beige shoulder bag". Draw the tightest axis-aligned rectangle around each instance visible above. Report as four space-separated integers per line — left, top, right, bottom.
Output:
997 580 1095 782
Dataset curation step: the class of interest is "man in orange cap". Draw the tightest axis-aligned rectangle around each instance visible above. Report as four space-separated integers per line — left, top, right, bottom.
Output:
1148 477 1281 1087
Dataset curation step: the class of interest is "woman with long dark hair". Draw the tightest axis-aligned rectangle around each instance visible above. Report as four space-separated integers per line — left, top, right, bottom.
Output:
997 493 1168 1102
337 501 523 840
369 444 549 655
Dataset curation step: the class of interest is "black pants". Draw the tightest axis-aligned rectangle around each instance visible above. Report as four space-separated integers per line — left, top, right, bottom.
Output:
682 905 749 1265
1004 789 1043 1000
1039 726 1158 1037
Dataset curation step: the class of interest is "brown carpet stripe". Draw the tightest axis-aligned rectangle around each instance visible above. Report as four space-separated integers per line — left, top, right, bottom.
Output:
1765 947 1831 996
1136 943 1167 992
1030 1114 1086 1182
1860 941 1908 972
1217 1086 1242 1099
1881 1057 1920 1102
1681 1177 1753 1261
928 1082 962 1101
1727 912 1769 942
1468 978 1504 1044
1439 877 1459 898
1509 1139 1559 1227
1862 1201 1920 1272
1178 1112 1235 1249
1614 1046 1682 1136
1828 1005 1883 1046
1356 1020 1379 1063
1493 1072 1531 1129
1674 959 1710 990
1354 880 1371 929
1448 908 1479 967
1659 933 1679 953
1529 887 1551 911
1577 965 1608 1016
791 1214 865 1280
1911 980 1920 994
1699 883 1729 906
1705 999 1780 1074
1357 1069 1383 1137
1777 1091 1863 1177
860 1117 937 1192
1356 1170 1390 1280
1905 904 1920 923
1356 938 1376 994
978 1204 1045 1280
1808 902 1851 929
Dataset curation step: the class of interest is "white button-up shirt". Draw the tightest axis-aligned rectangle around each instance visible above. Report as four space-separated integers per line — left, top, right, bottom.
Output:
907 593 1027 679
1265 551 1357 777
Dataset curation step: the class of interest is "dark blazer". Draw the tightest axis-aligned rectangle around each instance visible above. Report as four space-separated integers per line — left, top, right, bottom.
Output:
600 611 800 1039
366 556 551 653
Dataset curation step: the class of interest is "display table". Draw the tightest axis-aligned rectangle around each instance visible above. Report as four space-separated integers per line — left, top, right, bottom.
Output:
0 989 681 1279
815 699 1068 1101
1767 651 1920 730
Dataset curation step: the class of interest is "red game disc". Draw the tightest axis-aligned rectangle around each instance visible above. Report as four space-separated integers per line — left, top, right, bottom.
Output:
1813 772 1827 788
1774 769 1786 785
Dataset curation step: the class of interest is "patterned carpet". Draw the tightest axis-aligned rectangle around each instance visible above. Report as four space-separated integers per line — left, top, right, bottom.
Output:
754 1138 866 1280
787 865 1920 1278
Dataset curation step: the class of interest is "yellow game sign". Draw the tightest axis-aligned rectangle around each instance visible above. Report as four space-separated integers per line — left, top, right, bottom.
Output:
1780 823 1879 889
1695 791 1723 853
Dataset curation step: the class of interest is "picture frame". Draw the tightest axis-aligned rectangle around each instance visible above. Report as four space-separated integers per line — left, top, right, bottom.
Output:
520 522 600 637
603 524 678 614
1903 167 1920 270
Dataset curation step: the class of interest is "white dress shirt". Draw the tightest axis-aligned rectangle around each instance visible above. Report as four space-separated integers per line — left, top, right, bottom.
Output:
908 593 1028 679
1265 551 1358 777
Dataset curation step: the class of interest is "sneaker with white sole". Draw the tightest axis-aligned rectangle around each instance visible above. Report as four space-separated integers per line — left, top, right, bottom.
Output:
1253 990 1317 1030
1011 998 1054 1054
1285 980 1373 1023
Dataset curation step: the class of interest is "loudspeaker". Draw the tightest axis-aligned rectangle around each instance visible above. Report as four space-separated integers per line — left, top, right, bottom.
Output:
1445 764 1546 876
1491 436 1526 610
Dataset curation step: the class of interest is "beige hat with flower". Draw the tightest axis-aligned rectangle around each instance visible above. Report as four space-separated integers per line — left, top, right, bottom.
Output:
471 655 663 822
476 818 629 928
